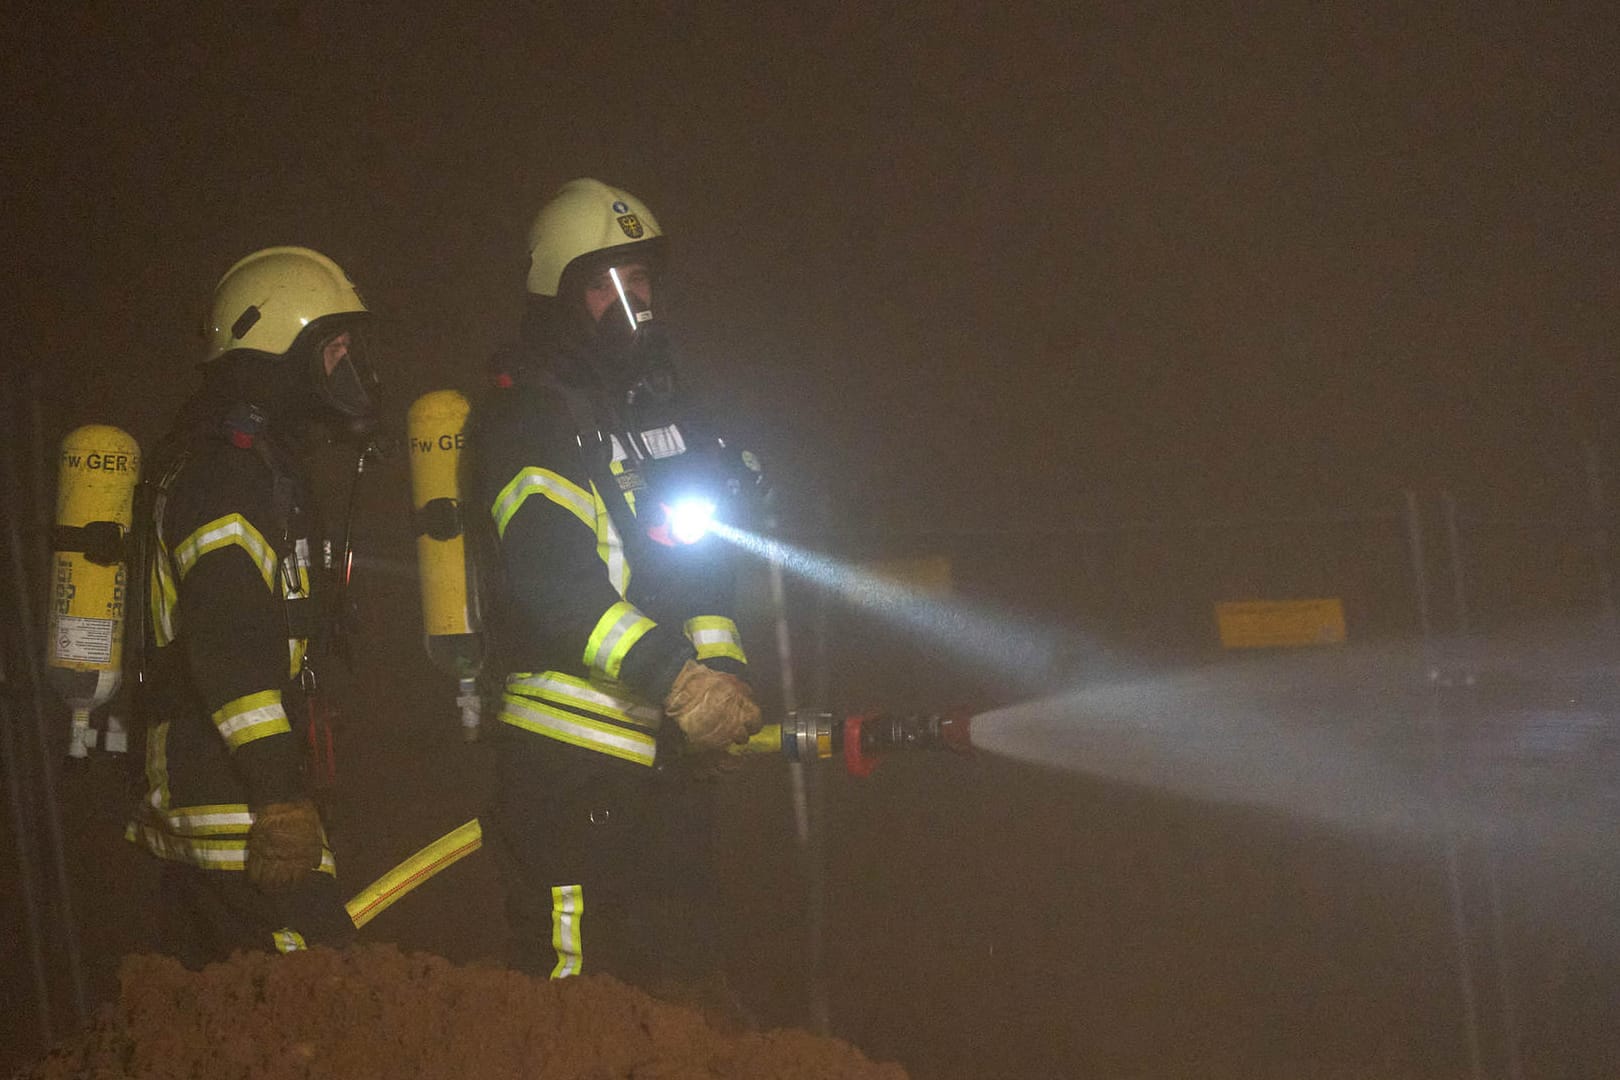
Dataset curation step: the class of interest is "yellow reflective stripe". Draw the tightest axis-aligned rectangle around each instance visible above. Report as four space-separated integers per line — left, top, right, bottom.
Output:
272 929 308 954
288 637 307 680
173 513 278 591
500 694 657 766
608 458 638 514
550 885 584 978
164 804 255 837
151 553 179 647
506 671 661 728
210 690 290 751
125 820 337 874
589 483 629 595
126 822 249 868
145 720 172 812
492 467 594 538
582 601 655 681
684 616 747 664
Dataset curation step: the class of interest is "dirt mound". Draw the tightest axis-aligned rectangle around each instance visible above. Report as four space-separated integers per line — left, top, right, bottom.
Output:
19 945 907 1080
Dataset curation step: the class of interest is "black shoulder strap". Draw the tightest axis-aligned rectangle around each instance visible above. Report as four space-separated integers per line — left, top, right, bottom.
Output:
127 443 191 690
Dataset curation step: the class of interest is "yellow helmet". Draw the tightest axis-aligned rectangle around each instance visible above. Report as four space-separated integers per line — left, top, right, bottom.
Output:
203 246 368 363
525 178 664 297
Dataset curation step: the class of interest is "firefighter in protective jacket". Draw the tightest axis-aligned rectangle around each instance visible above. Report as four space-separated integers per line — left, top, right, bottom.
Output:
469 178 764 986
125 246 380 966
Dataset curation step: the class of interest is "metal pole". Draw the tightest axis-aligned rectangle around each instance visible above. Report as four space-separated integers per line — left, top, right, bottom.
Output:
1408 488 1485 1079
1485 846 1525 1080
765 515 830 1034
1424 677 1487 1080
1441 491 1471 636
2 379 90 1026
1402 490 1434 639
0 372 56 1050
1582 440 1617 620
1444 487 1527 1076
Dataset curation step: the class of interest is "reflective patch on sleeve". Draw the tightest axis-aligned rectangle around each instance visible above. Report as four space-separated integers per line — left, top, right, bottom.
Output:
550 884 584 978
683 616 747 664
272 928 308 954
163 803 254 836
124 822 337 875
582 601 655 681
210 690 291 750
173 513 279 591
492 467 594 538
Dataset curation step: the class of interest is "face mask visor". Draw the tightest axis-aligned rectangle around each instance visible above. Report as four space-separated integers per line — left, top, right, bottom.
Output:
573 259 671 392
302 319 382 436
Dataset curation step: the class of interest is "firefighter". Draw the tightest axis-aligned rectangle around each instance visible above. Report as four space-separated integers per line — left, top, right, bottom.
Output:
468 178 764 989
125 246 380 967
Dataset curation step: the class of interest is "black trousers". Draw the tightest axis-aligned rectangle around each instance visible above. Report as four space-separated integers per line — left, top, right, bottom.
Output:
491 728 721 990
156 861 354 969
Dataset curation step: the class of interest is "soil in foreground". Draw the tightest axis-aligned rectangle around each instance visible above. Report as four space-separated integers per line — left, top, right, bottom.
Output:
19 944 907 1080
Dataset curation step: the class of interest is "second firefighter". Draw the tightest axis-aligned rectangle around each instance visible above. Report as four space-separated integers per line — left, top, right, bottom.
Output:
469 178 765 987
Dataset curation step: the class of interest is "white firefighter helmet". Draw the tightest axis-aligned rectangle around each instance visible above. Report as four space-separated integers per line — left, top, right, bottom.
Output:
525 178 664 298
203 246 368 363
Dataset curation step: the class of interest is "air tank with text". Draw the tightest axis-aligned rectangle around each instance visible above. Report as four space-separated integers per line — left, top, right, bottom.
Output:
407 390 484 738
46 425 140 757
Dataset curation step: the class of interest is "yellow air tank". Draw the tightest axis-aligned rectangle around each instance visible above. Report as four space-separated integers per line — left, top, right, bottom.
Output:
407 390 484 738
46 425 141 757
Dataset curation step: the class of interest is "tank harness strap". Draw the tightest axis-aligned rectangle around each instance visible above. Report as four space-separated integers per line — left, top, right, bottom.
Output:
50 521 125 565
413 497 464 540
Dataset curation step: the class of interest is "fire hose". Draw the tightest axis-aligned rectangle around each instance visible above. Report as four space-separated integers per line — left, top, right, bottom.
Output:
345 709 973 928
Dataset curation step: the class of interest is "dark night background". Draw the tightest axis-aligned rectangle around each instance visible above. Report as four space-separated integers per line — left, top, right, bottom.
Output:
4 3 1620 1078
8 3 1617 518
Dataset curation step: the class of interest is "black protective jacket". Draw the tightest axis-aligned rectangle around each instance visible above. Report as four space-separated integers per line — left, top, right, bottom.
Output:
470 352 754 769
125 422 333 876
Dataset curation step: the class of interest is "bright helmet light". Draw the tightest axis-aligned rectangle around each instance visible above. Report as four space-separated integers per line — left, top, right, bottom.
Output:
668 497 717 544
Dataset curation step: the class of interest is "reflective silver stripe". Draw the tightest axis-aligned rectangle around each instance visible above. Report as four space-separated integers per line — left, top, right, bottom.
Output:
165 806 254 836
506 671 661 728
582 601 655 681
150 486 179 644
493 467 594 537
594 498 628 594
126 821 338 874
684 616 746 663
500 694 657 766
550 884 583 978
151 552 179 646
211 690 290 750
145 720 171 811
127 824 249 868
173 513 278 590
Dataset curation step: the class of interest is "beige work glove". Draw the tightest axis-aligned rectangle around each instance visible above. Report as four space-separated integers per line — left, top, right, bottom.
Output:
664 659 763 750
246 799 324 892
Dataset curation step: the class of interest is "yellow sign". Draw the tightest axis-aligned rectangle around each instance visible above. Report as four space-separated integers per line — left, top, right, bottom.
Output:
865 555 952 596
1215 598 1346 648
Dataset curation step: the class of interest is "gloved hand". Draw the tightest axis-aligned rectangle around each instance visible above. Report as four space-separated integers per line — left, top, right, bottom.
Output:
664 659 763 750
246 799 324 892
